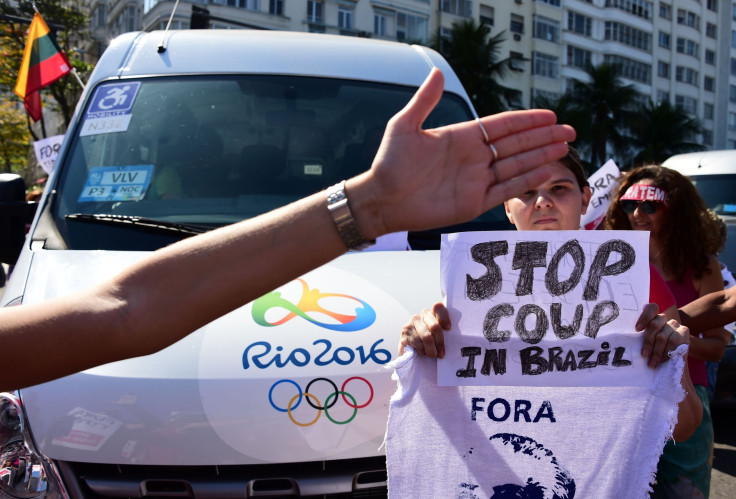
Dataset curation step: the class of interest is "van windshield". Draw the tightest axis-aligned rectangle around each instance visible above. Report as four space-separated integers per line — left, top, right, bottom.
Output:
47 75 511 251
690 174 736 217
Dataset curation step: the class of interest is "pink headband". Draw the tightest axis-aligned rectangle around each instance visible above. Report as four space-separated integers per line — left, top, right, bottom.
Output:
620 184 668 206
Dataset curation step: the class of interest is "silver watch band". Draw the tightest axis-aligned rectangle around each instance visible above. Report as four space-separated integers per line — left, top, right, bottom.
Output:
326 181 375 250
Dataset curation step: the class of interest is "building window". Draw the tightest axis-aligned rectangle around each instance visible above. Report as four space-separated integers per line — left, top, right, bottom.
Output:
480 5 494 27
675 66 698 86
567 12 592 36
126 6 136 32
705 102 714 120
537 0 562 6
338 6 354 30
605 0 652 20
396 12 428 43
656 90 670 103
659 2 671 19
706 22 717 39
307 1 324 24
705 50 715 65
567 45 592 69
441 0 473 17
94 4 106 27
658 31 670 49
733 3 736 20
702 129 713 146
732 58 736 76
510 51 525 71
675 95 697 114
657 60 670 78
233 0 259 10
731 85 736 103
707 0 718 12
605 21 651 51
604 54 651 84
676 37 699 57
510 14 525 34
533 52 559 79
534 16 560 43
269 0 283 15
677 9 700 30
733 30 736 48
704 76 715 92
374 14 387 37
729 112 736 131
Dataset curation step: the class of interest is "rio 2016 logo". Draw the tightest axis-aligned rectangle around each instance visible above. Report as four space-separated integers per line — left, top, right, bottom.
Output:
252 279 376 331
269 377 374 426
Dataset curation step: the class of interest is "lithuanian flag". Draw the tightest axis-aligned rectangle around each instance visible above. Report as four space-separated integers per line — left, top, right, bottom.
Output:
14 13 71 121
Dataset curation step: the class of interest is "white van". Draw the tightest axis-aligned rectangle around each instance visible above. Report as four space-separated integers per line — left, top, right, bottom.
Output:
0 30 512 497
662 150 736 273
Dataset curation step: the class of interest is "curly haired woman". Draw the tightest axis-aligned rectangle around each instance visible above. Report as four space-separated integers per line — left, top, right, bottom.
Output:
605 165 731 498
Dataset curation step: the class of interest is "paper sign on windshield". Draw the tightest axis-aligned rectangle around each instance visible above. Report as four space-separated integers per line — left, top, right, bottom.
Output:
438 230 650 387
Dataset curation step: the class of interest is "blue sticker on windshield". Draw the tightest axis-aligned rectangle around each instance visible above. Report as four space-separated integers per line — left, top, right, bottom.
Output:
724 204 736 213
78 165 153 202
80 82 141 136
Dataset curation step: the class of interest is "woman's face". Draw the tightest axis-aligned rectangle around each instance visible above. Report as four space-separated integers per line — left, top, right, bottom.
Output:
622 179 668 237
504 162 591 231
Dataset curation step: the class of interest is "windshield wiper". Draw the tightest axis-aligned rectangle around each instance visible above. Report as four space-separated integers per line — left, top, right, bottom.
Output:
65 213 210 237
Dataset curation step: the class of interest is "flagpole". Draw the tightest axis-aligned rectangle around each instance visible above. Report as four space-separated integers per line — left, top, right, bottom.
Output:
70 68 85 89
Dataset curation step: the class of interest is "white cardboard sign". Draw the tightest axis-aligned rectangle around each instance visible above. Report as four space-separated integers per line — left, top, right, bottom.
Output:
580 159 621 230
438 230 650 387
33 134 65 175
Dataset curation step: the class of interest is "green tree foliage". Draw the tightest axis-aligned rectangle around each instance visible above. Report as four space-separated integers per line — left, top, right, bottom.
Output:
566 63 640 167
535 63 704 172
627 99 703 167
431 19 520 116
0 100 30 174
0 0 92 131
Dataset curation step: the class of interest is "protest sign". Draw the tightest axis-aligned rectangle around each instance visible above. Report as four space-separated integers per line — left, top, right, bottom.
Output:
438 230 650 387
386 230 686 498
33 134 64 175
580 159 621 230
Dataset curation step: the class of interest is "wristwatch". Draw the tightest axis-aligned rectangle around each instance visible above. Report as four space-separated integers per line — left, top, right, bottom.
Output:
326 181 375 251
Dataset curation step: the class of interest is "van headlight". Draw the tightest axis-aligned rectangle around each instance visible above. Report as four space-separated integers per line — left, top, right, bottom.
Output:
1 393 67 498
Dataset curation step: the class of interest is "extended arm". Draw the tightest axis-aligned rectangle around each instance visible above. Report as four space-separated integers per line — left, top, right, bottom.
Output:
679 287 736 332
688 256 731 362
0 68 575 392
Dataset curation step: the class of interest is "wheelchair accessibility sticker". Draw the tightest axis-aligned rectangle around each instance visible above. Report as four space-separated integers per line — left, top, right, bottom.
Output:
78 165 153 202
80 82 141 137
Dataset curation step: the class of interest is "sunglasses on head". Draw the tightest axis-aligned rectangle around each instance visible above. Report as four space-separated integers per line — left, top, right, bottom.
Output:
620 200 661 214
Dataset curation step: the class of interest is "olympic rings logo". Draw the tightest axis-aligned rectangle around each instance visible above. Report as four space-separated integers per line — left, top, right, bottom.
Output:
268 377 374 426
252 279 376 332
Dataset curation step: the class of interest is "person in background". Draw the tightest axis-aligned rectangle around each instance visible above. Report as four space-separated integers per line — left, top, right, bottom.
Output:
399 146 702 442
0 68 576 393
604 165 731 498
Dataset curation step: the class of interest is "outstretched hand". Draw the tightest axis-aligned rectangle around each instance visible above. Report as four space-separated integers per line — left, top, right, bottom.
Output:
349 68 576 240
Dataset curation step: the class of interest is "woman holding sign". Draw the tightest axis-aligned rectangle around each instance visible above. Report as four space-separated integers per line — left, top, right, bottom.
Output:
605 165 730 499
399 147 702 443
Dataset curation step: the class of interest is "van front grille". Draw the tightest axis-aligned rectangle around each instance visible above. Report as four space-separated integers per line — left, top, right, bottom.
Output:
55 457 388 498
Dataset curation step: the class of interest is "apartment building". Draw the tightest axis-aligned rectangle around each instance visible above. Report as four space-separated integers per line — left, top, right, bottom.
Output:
84 0 736 150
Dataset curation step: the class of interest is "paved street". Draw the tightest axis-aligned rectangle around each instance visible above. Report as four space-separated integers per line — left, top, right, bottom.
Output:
711 405 736 497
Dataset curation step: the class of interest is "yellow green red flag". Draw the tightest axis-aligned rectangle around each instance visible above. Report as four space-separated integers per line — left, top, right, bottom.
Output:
14 13 71 121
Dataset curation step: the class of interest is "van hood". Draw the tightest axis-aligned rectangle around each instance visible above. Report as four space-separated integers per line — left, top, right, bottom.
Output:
19 250 440 466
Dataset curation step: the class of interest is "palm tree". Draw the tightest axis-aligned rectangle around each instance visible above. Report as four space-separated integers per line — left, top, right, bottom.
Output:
627 99 703 167
567 63 641 167
432 19 520 115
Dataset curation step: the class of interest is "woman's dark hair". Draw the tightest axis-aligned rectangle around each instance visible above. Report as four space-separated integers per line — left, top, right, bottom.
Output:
559 145 589 192
603 165 722 281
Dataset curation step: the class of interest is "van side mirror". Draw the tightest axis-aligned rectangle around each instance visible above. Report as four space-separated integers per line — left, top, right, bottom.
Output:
0 174 37 265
